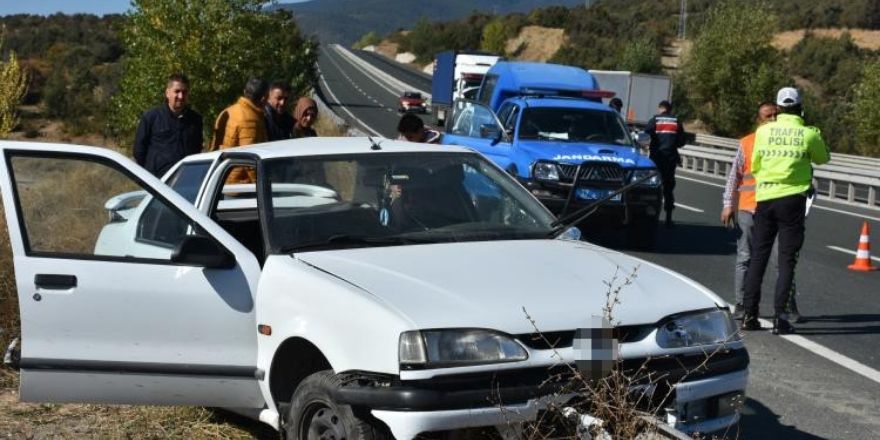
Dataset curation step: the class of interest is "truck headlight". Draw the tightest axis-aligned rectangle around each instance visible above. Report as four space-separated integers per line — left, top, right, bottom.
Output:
399 329 528 368
533 161 559 181
631 169 660 186
655 309 740 349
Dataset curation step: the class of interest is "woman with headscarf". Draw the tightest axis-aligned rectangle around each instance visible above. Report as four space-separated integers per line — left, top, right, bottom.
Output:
292 97 319 138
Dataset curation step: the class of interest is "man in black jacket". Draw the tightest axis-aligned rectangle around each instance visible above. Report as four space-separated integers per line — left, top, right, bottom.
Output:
644 100 686 227
134 73 203 177
264 80 294 141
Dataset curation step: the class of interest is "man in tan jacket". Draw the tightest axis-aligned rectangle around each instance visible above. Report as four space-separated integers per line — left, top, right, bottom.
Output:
211 78 269 183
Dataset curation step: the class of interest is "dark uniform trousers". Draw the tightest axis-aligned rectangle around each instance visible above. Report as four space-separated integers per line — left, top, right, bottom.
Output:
742 193 806 316
651 153 678 213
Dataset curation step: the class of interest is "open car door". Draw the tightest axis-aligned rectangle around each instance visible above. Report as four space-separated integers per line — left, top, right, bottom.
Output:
0 142 264 408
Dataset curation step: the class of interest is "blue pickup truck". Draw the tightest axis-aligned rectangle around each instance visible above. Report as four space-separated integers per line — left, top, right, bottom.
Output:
441 61 662 246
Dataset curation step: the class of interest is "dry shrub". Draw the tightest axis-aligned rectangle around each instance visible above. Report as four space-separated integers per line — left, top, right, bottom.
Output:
0 201 18 389
508 267 738 439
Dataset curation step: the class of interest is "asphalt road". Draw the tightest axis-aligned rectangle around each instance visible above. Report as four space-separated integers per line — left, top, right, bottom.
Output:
317 44 880 439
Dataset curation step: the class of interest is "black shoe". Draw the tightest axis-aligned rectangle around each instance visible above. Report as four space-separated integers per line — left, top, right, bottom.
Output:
665 211 674 228
786 298 803 323
772 317 795 335
733 304 745 321
741 315 761 331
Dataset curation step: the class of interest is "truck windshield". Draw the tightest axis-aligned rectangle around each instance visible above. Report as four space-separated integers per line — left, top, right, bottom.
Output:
518 107 632 146
262 153 555 252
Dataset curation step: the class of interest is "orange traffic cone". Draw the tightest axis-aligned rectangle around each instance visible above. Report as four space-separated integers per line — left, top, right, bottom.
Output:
848 221 878 271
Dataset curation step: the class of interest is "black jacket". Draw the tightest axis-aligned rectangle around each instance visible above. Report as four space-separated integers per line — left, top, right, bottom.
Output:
134 105 203 177
645 112 686 158
264 105 295 141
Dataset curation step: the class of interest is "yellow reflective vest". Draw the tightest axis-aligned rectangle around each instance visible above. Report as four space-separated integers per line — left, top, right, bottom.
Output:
751 114 830 202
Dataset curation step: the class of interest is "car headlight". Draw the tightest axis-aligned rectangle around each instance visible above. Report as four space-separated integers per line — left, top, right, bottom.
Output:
399 329 528 368
631 169 660 186
533 161 559 181
655 309 740 349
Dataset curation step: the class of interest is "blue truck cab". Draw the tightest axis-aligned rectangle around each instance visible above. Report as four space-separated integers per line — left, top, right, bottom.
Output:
442 61 662 245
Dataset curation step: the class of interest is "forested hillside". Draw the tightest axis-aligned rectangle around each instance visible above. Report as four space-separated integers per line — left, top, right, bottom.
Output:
388 0 880 155
274 0 584 45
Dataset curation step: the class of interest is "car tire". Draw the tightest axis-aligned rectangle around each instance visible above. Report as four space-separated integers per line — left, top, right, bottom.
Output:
285 370 392 440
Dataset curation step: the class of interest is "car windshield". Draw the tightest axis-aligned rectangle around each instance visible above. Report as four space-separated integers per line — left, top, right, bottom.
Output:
262 152 555 252
518 107 632 146
403 92 422 99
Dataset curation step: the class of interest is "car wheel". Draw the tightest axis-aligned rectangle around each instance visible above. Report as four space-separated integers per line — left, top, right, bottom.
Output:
285 370 392 440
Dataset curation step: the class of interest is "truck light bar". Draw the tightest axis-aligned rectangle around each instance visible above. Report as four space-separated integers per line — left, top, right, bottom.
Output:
581 90 616 99
519 88 616 99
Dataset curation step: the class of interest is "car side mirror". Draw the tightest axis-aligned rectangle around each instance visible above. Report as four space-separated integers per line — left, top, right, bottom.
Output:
171 235 236 269
635 132 651 148
480 123 502 141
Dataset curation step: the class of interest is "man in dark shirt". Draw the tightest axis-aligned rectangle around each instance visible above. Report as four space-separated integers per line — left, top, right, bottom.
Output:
134 73 203 177
264 80 294 141
644 100 686 227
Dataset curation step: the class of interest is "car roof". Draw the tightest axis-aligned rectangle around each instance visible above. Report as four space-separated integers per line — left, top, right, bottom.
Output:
182 137 471 162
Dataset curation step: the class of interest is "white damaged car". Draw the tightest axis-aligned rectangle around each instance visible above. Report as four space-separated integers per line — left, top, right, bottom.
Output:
0 138 747 439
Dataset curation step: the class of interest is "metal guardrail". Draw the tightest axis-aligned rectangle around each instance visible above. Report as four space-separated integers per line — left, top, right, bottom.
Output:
680 133 880 210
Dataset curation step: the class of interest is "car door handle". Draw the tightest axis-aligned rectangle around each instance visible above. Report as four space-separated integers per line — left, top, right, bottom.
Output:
34 274 77 290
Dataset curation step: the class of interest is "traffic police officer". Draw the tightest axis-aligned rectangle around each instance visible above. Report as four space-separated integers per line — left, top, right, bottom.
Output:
741 87 830 334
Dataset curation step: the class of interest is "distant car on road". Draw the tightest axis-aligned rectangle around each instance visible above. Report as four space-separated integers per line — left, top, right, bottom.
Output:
398 91 426 113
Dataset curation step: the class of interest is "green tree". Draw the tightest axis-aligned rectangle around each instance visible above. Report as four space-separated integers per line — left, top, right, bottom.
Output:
0 35 28 137
680 1 788 137
617 38 662 74
353 31 382 50
850 59 880 157
111 0 318 146
481 18 509 56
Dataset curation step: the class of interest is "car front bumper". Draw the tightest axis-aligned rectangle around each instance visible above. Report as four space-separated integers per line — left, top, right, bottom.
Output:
520 178 662 222
334 348 748 439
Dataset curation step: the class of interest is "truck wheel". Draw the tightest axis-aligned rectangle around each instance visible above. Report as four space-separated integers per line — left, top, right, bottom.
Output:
285 370 391 440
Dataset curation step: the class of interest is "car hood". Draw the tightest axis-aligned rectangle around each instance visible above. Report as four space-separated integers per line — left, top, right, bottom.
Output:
294 239 724 334
515 139 655 168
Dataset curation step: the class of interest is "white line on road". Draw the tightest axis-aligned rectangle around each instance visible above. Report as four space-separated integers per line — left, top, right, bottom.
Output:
674 202 705 212
827 245 880 262
677 174 725 188
810 204 880 222
677 171 880 222
318 73 383 137
754 317 880 385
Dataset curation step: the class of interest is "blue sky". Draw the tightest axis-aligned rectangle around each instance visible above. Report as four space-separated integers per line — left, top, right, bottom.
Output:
0 0 312 16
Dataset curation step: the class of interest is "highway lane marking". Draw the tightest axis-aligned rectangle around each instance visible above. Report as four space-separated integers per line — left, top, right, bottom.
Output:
677 172 880 222
674 202 704 212
677 173 725 188
826 245 880 262
318 66 383 137
809 204 880 222
331 45 405 99
334 44 431 97
753 316 880 385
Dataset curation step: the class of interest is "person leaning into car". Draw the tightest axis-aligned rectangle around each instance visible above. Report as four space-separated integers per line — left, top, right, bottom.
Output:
134 73 203 177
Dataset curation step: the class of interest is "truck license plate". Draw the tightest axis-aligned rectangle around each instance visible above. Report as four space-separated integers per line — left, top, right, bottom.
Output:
577 188 621 202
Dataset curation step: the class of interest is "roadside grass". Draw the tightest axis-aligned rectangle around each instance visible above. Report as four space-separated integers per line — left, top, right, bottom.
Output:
314 115 348 137
0 389 276 439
